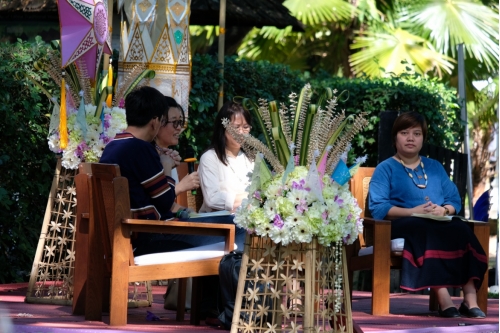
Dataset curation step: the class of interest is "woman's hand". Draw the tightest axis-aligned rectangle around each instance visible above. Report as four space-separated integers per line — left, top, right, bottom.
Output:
159 153 177 176
231 192 248 212
418 201 446 216
175 171 200 195
157 148 181 167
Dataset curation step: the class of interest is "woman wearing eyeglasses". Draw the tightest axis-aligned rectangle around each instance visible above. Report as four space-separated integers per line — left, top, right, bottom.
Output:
154 96 200 207
198 101 255 213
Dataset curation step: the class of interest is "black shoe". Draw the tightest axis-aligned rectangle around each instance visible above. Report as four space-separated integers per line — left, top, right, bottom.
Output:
458 302 486 318
438 306 460 318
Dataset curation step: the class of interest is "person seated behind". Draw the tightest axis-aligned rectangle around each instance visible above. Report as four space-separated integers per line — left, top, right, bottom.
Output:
153 96 199 214
368 111 487 318
198 101 255 213
99 86 245 256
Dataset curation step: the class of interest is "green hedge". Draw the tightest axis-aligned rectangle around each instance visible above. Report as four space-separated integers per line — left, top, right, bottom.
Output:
308 71 462 165
0 37 57 283
185 56 462 166
0 41 462 283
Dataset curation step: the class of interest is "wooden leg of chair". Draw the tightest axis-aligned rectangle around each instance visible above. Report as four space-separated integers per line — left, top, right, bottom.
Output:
73 174 91 316
344 244 355 309
469 222 490 315
72 213 89 315
176 278 187 322
84 205 104 321
109 230 131 326
190 277 203 325
371 223 391 315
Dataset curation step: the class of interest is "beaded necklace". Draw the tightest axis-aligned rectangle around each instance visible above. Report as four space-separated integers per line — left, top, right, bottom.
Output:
155 143 169 155
396 155 428 189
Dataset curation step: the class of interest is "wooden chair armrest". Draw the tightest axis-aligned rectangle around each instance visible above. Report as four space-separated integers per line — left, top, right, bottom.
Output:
464 219 489 225
361 217 391 249
362 217 391 226
122 219 235 252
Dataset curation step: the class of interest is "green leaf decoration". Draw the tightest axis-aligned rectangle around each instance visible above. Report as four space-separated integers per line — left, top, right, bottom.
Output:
95 86 113 119
123 69 156 99
241 97 274 153
291 84 312 144
269 101 290 166
299 103 317 166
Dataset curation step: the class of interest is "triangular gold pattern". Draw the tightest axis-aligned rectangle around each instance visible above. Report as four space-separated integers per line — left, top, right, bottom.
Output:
120 0 191 118
177 26 189 65
125 24 148 63
151 26 173 64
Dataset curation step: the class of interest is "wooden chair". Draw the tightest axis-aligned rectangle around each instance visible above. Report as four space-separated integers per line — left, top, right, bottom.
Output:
346 167 490 315
73 162 235 326
175 162 204 212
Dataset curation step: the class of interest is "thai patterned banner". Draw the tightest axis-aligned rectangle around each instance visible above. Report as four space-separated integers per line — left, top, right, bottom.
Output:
118 0 191 118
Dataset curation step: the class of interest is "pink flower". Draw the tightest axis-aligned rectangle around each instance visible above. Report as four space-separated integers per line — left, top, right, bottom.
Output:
296 199 308 213
273 214 284 229
253 191 261 200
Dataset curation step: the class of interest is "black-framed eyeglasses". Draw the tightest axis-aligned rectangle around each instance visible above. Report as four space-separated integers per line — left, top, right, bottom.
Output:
162 119 184 128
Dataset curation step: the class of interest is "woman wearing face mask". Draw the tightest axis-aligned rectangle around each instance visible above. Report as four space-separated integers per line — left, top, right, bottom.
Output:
198 101 255 213
369 111 487 318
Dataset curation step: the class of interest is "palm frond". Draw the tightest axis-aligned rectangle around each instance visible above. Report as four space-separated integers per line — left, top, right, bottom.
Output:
401 0 499 70
349 25 455 77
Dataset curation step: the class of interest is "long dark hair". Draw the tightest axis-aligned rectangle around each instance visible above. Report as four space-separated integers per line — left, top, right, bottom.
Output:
208 101 252 166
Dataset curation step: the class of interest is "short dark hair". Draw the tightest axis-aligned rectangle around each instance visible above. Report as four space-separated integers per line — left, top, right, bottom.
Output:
163 96 185 126
124 86 168 127
209 101 252 166
392 111 428 146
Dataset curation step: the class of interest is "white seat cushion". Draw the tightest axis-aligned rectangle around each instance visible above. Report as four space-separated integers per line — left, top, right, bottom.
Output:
358 238 405 256
134 242 237 266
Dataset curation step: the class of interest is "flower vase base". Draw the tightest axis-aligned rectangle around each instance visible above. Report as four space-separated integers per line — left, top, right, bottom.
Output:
231 234 352 333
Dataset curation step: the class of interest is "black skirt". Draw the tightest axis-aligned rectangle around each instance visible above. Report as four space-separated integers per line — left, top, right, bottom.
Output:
391 216 488 291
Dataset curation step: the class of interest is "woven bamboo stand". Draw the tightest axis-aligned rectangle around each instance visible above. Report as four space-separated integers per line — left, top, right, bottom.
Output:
26 157 151 306
231 234 352 333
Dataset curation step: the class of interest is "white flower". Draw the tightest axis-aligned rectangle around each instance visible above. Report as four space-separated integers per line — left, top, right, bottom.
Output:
47 105 127 169
233 166 361 246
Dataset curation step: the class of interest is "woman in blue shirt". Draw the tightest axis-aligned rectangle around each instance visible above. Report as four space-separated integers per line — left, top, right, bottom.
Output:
369 112 487 318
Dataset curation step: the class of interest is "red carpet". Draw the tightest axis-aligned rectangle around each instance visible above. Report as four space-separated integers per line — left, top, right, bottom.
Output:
0 283 498 332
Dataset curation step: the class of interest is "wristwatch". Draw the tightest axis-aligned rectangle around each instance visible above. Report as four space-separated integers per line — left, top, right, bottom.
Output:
442 205 450 216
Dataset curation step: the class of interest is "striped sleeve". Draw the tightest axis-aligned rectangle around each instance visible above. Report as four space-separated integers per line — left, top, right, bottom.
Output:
141 170 172 198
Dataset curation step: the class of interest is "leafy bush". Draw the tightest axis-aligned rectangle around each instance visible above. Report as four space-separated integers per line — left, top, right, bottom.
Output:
185 56 462 166
182 54 305 156
0 37 57 283
309 70 462 166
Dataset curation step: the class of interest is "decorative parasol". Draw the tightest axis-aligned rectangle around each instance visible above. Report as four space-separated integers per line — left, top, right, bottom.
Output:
57 0 112 80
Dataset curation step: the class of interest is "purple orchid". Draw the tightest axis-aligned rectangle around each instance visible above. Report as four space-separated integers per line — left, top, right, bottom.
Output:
273 214 284 229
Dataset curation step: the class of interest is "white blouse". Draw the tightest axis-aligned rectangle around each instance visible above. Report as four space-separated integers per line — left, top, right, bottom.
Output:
198 149 254 212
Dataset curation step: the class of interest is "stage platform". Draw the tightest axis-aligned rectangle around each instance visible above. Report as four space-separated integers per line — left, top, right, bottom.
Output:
1 283 498 333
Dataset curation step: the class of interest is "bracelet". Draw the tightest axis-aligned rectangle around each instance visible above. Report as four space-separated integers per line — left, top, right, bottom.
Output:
442 205 450 216
175 208 186 218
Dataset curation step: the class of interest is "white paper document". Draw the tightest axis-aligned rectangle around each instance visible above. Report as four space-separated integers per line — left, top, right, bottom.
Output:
189 210 232 218
411 213 452 221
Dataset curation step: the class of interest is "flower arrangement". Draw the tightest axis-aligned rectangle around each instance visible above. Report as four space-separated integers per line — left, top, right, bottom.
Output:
234 165 362 246
31 47 155 169
225 84 368 246
47 104 127 169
